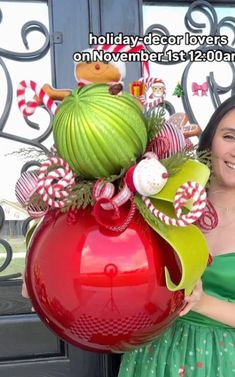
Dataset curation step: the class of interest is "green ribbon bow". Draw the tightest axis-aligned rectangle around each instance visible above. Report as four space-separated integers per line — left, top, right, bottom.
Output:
136 159 210 296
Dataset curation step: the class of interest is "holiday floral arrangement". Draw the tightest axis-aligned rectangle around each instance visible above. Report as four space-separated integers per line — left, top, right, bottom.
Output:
15 48 212 353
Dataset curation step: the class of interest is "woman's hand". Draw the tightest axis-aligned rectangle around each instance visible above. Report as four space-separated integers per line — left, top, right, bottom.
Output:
179 280 204 317
21 272 35 312
21 272 30 298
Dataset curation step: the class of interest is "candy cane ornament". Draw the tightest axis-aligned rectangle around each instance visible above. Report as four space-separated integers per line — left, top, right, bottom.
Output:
143 181 207 227
17 80 58 117
36 157 76 208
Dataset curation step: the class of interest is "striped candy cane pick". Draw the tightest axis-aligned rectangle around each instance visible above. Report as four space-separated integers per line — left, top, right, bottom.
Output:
143 181 207 227
17 80 58 117
36 157 76 209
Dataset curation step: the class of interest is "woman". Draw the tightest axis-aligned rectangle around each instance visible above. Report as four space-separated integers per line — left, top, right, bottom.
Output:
118 95 235 377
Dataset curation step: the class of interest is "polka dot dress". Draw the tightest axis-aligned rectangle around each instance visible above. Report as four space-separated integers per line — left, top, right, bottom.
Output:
118 254 235 377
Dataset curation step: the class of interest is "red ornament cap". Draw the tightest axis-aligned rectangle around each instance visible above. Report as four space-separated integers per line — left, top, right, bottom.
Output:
125 164 137 193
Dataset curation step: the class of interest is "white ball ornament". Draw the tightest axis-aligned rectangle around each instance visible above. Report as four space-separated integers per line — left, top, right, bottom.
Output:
133 155 168 197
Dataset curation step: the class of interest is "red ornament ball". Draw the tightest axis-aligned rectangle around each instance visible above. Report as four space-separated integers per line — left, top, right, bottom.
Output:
25 207 184 352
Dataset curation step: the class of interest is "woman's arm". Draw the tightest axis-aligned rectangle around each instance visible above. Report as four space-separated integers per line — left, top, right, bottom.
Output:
179 280 235 328
192 293 235 328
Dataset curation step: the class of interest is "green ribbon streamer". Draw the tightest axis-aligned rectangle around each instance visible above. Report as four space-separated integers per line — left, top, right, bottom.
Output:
136 159 210 295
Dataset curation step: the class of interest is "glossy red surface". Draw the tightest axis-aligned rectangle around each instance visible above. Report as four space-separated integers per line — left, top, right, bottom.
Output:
25 207 184 352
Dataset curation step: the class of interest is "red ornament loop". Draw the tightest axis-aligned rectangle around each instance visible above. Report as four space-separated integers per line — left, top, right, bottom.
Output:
92 179 135 232
92 195 136 233
195 199 218 232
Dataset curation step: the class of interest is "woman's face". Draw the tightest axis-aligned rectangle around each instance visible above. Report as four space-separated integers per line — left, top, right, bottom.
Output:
211 108 235 188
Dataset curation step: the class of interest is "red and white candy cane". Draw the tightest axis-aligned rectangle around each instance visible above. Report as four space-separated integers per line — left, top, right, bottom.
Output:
139 77 165 111
17 80 58 117
36 157 76 208
143 181 207 227
50 144 58 156
92 180 136 232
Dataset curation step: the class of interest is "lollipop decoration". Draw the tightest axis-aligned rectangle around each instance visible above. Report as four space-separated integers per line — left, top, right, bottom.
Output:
15 53 214 353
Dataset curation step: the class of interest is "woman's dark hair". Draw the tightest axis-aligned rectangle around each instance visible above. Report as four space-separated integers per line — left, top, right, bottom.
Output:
198 95 235 152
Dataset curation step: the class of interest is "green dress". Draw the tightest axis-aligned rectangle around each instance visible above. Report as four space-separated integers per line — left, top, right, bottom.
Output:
118 253 235 377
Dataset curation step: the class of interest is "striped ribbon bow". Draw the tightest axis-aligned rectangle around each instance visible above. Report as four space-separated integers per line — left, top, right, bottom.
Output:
92 180 136 232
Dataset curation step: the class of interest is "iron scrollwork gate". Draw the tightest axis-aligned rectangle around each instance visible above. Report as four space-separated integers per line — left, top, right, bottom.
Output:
0 1 234 376
0 2 51 283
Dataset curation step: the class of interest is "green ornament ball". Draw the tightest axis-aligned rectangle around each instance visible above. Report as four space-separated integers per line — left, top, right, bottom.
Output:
53 84 147 179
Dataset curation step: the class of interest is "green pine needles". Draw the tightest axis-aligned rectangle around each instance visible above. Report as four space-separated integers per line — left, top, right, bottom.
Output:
145 106 166 142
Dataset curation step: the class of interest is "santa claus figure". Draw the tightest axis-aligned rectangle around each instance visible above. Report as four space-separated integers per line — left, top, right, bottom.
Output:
149 79 166 100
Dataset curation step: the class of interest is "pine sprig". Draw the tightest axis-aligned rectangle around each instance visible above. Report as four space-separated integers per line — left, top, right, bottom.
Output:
196 148 212 170
6 147 51 161
145 106 166 142
62 180 95 212
161 151 190 176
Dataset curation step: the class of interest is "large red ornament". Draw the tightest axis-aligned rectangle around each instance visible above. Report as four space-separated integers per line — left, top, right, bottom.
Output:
25 207 184 352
